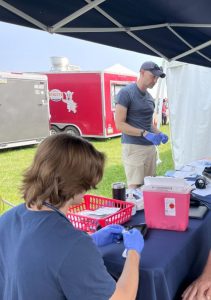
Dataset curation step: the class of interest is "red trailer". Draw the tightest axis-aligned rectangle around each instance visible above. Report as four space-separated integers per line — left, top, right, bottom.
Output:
46 67 137 138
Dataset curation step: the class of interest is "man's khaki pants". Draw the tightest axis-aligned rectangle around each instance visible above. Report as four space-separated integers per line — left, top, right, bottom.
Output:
122 144 157 186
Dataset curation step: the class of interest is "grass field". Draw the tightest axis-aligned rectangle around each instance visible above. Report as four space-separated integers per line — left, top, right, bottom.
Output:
0 125 173 213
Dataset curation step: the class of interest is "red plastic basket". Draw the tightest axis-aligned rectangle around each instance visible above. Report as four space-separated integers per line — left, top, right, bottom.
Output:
66 194 134 233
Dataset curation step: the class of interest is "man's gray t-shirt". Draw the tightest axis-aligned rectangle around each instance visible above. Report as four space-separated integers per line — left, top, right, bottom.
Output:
0 204 116 300
116 83 155 145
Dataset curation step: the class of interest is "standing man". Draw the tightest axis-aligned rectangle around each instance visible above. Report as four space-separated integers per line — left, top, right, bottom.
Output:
115 61 168 198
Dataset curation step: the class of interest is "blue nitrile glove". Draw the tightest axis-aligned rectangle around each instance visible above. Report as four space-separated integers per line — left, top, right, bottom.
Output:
144 132 162 146
91 224 124 247
159 132 169 144
122 228 144 255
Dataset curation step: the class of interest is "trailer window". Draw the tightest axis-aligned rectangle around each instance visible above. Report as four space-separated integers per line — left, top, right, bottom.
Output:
111 83 127 111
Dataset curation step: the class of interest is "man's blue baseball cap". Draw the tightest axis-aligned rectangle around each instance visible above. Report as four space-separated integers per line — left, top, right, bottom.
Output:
140 61 166 78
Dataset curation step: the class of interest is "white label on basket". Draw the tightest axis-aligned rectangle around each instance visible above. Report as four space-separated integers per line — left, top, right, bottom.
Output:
77 210 95 216
165 198 176 216
93 207 120 215
77 207 120 218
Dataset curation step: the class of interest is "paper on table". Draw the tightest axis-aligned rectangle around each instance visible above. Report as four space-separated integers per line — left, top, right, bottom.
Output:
76 207 120 218
185 181 195 187
173 171 198 179
165 160 211 179
188 159 211 168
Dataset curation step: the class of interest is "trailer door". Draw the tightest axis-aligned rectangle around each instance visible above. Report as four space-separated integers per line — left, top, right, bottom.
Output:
0 73 49 148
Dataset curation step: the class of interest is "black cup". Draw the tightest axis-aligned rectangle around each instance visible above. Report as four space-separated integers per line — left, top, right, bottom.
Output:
112 182 126 201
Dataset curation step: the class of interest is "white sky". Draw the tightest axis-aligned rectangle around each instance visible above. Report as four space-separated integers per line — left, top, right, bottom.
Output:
0 21 162 73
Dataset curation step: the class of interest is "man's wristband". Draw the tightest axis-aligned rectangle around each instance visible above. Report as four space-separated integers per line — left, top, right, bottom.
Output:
140 130 146 137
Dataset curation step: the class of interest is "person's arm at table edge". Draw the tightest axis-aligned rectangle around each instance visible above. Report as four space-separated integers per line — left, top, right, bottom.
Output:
115 104 146 136
182 251 211 299
202 251 211 276
109 250 140 300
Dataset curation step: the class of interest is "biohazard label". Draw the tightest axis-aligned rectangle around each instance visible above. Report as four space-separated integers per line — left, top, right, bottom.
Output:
165 198 176 216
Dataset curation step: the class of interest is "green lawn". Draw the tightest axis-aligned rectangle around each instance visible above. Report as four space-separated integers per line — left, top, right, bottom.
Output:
0 125 173 214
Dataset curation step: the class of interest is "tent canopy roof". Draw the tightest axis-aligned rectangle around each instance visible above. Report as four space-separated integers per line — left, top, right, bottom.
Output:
1 0 211 67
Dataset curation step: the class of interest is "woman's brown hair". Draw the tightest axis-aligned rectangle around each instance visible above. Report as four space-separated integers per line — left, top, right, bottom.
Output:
21 134 105 209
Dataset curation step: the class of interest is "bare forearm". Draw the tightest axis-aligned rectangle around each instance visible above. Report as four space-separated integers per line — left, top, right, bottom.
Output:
117 121 144 136
151 123 160 134
115 104 144 136
119 120 160 136
110 250 140 300
117 251 140 298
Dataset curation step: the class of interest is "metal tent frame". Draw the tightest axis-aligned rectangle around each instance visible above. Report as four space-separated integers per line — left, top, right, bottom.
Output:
0 0 211 67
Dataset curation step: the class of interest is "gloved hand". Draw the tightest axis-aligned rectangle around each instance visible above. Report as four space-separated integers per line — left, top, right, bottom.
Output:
91 224 124 247
144 132 162 146
159 132 168 144
122 228 144 256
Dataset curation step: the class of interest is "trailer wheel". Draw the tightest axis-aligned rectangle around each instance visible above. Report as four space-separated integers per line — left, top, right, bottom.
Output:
50 125 60 135
65 126 80 136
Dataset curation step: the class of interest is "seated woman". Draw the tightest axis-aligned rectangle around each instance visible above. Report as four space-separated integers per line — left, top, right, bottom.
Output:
0 133 144 300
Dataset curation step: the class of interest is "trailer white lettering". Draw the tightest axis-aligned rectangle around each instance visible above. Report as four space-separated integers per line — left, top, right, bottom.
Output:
49 89 63 102
49 89 77 113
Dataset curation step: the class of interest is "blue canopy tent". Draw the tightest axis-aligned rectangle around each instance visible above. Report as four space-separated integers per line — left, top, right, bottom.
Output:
0 0 211 67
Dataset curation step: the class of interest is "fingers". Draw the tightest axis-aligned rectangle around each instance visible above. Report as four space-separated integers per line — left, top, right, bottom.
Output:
155 140 161 146
206 287 211 300
159 132 168 144
106 224 124 233
122 228 144 255
182 282 211 300
182 284 198 299
162 135 168 144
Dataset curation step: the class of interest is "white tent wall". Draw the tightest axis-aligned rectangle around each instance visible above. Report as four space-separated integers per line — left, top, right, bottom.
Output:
167 62 211 169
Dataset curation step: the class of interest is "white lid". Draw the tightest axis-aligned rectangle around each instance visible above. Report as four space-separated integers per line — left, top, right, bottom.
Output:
143 176 192 193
